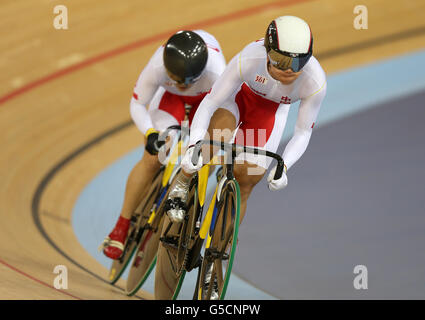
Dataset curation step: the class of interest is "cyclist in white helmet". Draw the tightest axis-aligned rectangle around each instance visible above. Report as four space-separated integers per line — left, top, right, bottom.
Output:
166 16 327 226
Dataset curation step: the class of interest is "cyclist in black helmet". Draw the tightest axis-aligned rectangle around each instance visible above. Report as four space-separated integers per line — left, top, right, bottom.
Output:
100 30 226 260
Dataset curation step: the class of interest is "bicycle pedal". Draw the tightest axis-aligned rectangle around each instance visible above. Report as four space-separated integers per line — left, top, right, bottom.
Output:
98 238 110 252
186 254 202 271
205 248 226 260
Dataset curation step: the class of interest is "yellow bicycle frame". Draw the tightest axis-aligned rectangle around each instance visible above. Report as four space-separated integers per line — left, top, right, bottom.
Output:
197 155 221 248
147 139 184 225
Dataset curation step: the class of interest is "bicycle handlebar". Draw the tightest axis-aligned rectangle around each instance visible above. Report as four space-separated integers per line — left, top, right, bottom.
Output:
154 125 182 151
158 125 182 142
191 140 285 181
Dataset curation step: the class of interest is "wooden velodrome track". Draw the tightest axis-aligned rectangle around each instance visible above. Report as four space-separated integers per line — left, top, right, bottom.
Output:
1 0 424 299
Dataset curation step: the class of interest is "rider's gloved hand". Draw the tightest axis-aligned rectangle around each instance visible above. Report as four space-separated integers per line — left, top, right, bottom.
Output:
145 128 165 155
181 144 203 174
267 164 288 191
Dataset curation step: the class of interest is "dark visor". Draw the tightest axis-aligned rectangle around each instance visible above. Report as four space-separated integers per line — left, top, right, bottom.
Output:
268 49 311 72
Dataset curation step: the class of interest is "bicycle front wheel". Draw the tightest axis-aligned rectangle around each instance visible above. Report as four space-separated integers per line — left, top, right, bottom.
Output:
197 178 240 300
154 180 198 300
125 221 162 296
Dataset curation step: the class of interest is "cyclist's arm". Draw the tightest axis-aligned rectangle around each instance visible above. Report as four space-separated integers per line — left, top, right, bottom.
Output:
189 53 244 145
130 93 155 136
282 81 326 170
130 55 161 135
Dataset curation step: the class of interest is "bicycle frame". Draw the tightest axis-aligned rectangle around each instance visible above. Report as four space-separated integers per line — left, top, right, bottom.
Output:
142 125 186 231
192 139 285 246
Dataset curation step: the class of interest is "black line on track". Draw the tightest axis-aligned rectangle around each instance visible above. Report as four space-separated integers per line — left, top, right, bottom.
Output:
30 24 425 300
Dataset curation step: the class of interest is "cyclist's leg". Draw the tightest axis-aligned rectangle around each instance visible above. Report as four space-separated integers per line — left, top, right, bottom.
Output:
119 151 162 219
233 162 265 223
232 103 289 222
191 106 238 177
204 107 237 161
166 106 238 222
104 153 162 259
103 88 182 259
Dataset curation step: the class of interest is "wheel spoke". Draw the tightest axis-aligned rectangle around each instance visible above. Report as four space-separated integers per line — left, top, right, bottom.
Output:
165 246 178 275
219 228 233 254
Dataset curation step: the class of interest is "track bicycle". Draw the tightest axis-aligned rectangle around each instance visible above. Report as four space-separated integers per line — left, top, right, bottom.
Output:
104 124 186 293
154 139 285 300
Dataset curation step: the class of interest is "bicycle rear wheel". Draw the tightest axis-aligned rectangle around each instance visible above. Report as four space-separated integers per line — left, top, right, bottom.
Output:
107 168 163 284
196 178 240 300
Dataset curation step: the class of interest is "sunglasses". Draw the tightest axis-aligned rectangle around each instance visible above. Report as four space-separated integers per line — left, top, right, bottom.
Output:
267 49 311 72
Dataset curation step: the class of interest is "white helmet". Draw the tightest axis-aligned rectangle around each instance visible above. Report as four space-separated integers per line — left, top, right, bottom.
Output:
264 16 313 72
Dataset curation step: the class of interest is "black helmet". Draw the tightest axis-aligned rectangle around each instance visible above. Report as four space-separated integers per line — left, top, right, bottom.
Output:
163 31 208 85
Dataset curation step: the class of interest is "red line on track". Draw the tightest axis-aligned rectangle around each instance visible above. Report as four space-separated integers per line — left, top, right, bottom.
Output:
0 0 312 106
0 257 83 300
